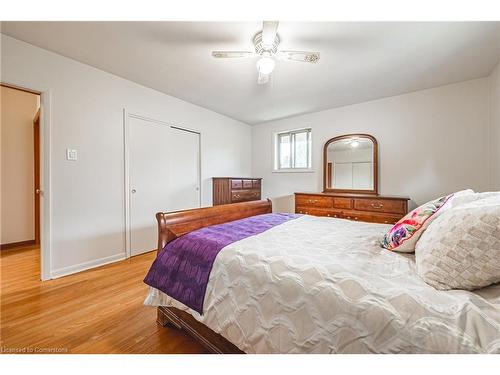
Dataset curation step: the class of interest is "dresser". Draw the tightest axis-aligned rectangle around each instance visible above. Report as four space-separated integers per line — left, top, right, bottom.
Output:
212 177 262 206
295 192 410 224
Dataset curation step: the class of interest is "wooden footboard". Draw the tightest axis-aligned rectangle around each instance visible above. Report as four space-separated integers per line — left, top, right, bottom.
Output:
156 199 272 253
154 199 272 354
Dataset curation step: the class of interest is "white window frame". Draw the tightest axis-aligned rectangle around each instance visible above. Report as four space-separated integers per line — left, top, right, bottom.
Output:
273 127 313 173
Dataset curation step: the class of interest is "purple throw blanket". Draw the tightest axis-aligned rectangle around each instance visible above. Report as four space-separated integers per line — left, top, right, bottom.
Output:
144 213 300 314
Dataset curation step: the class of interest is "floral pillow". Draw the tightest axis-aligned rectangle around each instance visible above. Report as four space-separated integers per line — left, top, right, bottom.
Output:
381 194 454 253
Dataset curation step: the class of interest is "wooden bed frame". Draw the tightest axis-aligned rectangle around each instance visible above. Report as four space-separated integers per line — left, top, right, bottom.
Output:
154 199 273 354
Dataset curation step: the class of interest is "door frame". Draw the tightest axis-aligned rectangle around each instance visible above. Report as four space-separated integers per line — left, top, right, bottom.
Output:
123 109 202 258
33 108 41 245
1 83 52 280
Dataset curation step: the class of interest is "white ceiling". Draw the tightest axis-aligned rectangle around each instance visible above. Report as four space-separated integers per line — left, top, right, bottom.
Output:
2 22 499 125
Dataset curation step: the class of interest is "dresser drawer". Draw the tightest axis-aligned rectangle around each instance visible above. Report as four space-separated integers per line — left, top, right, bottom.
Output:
353 198 406 215
296 195 333 208
252 179 261 189
231 190 260 203
333 197 352 209
230 179 242 189
342 210 402 224
242 179 253 189
296 208 343 218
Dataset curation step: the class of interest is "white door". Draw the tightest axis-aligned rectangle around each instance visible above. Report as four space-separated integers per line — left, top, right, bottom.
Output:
352 162 372 190
128 117 201 256
333 162 353 189
168 127 201 212
129 117 171 256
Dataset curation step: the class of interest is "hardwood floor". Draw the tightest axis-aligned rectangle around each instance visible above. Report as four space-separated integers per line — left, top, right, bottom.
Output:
0 246 207 354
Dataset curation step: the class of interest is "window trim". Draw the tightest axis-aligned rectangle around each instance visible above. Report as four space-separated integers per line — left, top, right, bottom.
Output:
273 127 313 172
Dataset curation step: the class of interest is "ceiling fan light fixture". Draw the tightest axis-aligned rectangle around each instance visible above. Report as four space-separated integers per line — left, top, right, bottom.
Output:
350 140 360 148
256 55 276 75
212 21 320 85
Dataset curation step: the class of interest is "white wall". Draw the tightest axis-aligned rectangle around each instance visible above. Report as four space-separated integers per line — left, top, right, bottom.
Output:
1 86 39 244
490 62 500 190
252 78 491 212
1 34 251 276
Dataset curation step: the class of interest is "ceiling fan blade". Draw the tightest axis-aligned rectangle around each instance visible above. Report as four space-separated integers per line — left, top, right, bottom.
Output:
257 71 270 85
279 51 320 63
211 51 256 59
262 21 279 48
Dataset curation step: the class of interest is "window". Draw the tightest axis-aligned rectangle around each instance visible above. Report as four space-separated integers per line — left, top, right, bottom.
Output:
274 128 312 171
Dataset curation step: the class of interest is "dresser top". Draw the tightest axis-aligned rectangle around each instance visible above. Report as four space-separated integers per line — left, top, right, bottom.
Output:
295 192 410 200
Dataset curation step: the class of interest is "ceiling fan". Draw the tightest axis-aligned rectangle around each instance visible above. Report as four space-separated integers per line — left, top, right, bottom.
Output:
211 21 320 84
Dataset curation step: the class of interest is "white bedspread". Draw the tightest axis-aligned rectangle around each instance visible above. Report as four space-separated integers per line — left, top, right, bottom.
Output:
145 215 500 353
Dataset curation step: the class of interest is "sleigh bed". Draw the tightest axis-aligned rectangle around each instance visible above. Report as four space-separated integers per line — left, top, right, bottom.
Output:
144 199 500 354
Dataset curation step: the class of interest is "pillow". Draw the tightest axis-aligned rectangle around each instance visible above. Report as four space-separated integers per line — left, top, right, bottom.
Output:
446 191 499 209
381 194 454 252
415 195 500 290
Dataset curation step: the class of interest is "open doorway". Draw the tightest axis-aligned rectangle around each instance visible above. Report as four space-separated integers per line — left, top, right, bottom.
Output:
1 83 41 278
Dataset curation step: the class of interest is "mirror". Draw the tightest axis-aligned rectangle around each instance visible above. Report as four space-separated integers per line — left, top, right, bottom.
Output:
323 134 378 194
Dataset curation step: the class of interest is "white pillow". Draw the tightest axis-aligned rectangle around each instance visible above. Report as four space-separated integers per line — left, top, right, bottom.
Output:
446 191 499 209
415 195 500 290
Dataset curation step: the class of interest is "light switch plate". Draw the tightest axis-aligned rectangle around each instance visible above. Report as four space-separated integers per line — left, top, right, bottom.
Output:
66 148 78 161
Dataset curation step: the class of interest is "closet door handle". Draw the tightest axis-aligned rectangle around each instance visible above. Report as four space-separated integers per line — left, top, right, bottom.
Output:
131 189 137 194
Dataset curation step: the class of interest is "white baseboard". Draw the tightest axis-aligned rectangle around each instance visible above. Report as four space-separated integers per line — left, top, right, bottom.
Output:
50 252 126 279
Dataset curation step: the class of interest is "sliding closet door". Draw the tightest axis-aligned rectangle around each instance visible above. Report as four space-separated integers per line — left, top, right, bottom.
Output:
333 162 353 189
129 117 172 256
168 127 200 212
128 117 201 256
352 162 372 190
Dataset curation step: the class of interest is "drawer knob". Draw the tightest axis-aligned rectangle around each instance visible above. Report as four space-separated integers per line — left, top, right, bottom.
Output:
371 203 384 209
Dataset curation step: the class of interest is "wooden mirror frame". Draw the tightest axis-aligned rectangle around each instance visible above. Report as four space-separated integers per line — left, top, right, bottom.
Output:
323 133 378 195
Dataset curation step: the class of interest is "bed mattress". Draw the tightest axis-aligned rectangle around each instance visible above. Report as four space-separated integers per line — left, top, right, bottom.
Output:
145 215 500 353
